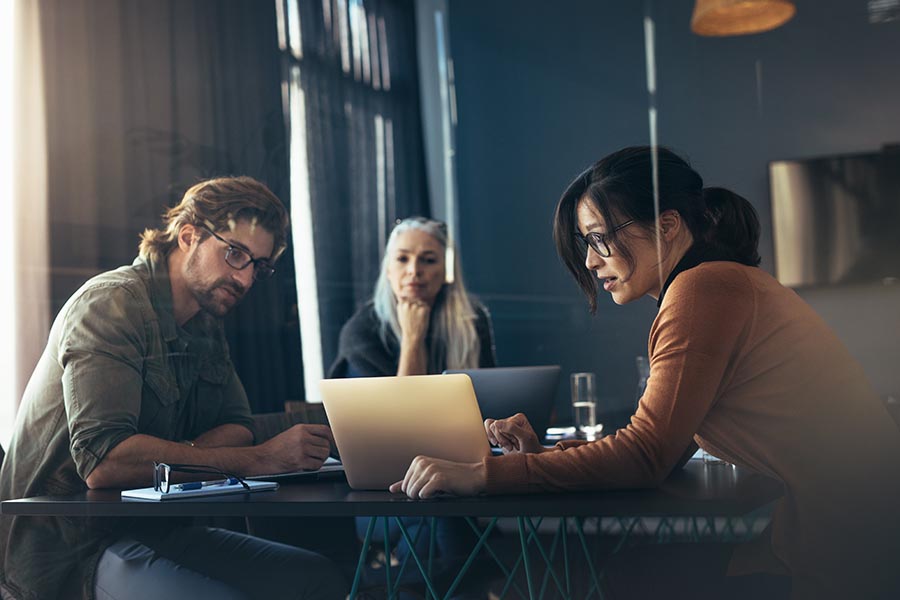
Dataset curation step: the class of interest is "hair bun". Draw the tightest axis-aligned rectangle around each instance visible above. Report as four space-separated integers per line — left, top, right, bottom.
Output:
700 187 762 266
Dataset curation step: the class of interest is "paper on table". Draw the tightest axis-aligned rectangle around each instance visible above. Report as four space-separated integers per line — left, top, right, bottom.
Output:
122 479 278 501
247 456 344 481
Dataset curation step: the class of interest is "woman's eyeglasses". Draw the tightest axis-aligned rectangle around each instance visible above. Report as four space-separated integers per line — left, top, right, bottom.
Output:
153 462 250 494
576 219 635 258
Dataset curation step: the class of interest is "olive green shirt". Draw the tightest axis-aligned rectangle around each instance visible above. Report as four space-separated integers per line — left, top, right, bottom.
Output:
0 255 254 600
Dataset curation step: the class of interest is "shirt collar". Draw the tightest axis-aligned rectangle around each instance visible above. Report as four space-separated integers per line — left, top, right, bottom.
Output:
656 243 738 307
140 254 180 343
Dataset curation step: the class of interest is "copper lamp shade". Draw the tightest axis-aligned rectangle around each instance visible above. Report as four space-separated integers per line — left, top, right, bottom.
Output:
691 0 797 36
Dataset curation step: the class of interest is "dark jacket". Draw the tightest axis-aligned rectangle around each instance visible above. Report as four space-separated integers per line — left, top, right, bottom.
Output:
328 301 496 378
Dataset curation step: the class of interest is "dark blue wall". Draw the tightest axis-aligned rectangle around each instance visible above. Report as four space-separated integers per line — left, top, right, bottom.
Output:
447 0 900 422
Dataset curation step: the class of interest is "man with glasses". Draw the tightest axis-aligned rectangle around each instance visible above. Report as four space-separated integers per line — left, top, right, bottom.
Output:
0 177 346 600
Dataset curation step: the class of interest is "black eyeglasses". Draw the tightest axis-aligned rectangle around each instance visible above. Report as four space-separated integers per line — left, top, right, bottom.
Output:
577 219 636 258
153 462 250 494
203 227 276 281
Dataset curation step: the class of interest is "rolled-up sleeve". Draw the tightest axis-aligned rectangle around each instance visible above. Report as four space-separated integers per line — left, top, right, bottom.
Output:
59 284 148 480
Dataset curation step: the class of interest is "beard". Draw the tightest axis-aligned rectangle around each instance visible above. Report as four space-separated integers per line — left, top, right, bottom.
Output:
184 253 246 317
193 280 245 317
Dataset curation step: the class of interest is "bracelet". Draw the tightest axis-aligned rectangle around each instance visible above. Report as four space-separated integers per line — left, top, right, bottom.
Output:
181 440 195 448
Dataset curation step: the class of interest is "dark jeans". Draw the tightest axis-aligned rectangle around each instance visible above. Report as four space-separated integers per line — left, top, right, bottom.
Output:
602 543 791 600
95 526 348 600
356 517 478 569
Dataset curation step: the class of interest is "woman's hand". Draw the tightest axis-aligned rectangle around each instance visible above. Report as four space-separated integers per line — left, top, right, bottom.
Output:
389 456 486 499
484 413 547 454
396 300 431 375
397 299 431 344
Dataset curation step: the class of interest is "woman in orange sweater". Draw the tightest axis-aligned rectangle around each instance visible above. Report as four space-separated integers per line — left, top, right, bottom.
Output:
390 146 900 599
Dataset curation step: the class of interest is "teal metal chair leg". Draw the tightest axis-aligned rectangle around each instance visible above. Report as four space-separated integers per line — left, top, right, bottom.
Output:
536 518 565 600
523 517 569 599
610 517 638 555
384 517 393 598
394 517 442 599
350 517 378 599
562 519 571 598
497 517 545 599
427 517 436 600
517 517 536 600
442 517 499 599
390 516 429 597
464 518 528 599
573 517 606 600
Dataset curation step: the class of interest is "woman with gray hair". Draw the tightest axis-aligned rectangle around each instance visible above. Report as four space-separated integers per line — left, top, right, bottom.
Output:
328 217 497 597
329 216 495 378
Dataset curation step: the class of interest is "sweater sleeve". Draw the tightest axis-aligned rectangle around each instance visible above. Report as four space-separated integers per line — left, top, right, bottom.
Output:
484 265 756 494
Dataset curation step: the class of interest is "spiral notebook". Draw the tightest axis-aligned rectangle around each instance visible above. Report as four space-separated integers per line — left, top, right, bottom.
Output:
122 479 278 501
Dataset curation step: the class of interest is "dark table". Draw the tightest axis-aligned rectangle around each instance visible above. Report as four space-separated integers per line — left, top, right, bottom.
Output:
0 460 781 518
1 461 783 599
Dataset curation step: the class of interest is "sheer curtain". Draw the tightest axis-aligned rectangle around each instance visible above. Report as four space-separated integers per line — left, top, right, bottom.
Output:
2 0 51 449
280 0 429 399
35 0 297 413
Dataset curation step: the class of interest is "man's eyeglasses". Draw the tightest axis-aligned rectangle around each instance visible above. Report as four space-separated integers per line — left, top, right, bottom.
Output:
153 462 250 494
203 227 276 281
576 219 636 258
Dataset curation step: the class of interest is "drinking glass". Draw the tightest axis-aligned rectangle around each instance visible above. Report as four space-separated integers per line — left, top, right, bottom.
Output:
701 449 730 466
570 372 597 440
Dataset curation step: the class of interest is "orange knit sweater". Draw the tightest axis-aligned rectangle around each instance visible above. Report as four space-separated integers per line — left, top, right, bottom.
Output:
483 262 900 599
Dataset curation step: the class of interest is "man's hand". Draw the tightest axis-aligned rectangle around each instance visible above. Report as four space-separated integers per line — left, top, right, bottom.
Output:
484 413 547 454
84 425 335 490
257 424 335 473
389 456 486 499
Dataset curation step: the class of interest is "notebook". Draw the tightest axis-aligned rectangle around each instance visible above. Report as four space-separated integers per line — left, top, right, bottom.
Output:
443 366 562 441
320 374 491 490
121 479 278 501
247 457 345 483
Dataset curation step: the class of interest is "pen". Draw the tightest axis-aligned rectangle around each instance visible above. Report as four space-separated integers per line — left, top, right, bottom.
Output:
173 477 240 491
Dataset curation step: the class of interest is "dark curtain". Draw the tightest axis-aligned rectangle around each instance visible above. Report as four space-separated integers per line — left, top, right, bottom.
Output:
39 0 300 412
281 0 429 369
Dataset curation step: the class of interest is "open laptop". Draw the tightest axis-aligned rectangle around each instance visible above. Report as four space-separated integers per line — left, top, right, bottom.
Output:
319 374 492 490
442 366 561 441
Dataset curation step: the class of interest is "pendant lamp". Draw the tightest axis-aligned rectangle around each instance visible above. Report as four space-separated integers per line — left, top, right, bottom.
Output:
691 0 796 36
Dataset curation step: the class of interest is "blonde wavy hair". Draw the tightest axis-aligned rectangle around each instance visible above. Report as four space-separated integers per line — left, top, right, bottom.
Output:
139 176 289 261
373 217 481 372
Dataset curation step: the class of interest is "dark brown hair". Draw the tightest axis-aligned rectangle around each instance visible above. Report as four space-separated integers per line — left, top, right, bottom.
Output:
553 146 760 313
139 176 289 261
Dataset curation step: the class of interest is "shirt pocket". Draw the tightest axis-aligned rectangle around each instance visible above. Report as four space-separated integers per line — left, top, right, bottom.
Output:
198 361 230 387
145 361 179 406
139 360 180 435
187 362 232 434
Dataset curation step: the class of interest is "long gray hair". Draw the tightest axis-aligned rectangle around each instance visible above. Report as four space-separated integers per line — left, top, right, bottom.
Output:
373 217 481 371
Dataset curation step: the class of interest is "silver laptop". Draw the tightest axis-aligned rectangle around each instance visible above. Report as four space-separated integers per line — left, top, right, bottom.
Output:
443 366 561 441
319 374 492 490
